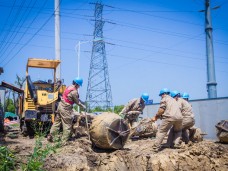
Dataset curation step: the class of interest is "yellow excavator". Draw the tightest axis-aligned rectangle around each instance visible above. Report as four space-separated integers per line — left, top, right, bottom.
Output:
21 58 65 136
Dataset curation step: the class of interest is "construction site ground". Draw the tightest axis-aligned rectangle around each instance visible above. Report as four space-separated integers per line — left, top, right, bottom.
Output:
1 126 228 171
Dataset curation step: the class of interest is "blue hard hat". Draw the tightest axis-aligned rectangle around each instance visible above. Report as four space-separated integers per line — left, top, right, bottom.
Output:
141 93 149 102
182 92 189 99
170 90 180 98
159 88 170 96
73 77 83 86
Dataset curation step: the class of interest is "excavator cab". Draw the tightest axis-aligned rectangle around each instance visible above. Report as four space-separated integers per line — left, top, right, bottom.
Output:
22 58 65 136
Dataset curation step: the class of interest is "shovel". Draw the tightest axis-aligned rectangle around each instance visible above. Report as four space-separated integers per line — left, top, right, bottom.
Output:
84 109 91 141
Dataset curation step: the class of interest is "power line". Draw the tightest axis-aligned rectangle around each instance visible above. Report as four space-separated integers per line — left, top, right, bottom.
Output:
0 40 74 52
106 53 228 73
62 13 228 46
0 0 17 35
0 0 39 58
0 0 27 51
82 41 228 64
104 9 199 13
104 36 228 60
103 4 204 27
0 0 48 64
2 0 63 66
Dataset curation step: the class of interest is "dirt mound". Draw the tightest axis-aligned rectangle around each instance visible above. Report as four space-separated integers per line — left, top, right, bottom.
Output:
2 126 228 171
43 138 228 171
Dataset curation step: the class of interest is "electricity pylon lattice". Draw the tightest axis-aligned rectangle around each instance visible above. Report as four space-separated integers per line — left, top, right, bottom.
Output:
86 1 112 110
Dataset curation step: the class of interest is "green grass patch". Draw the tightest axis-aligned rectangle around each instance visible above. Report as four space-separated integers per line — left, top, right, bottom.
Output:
0 146 16 171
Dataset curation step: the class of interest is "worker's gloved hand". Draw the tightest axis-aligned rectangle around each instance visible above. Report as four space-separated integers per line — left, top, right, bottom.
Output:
128 111 141 115
119 113 125 119
151 116 157 122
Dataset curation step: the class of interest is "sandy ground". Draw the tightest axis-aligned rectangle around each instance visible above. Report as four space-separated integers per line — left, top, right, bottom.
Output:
1 126 228 171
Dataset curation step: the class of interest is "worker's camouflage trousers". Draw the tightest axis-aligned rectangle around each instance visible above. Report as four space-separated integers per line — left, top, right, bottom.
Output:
182 117 195 143
167 117 195 146
155 118 182 148
50 103 73 142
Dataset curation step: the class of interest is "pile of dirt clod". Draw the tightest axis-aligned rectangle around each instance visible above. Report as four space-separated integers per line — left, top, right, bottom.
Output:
44 137 228 171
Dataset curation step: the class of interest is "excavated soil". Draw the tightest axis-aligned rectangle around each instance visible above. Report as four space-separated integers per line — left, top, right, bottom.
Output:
1 127 228 171
43 138 228 171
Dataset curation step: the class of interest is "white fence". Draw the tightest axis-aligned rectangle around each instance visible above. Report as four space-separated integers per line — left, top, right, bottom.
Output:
143 97 228 140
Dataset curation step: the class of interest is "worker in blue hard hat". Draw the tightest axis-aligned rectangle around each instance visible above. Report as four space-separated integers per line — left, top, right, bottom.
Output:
120 93 149 128
151 88 183 151
167 91 195 146
182 92 189 101
170 90 180 99
159 88 170 96
48 77 86 142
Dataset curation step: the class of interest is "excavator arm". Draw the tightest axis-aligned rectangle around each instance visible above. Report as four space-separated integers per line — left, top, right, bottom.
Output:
0 81 24 94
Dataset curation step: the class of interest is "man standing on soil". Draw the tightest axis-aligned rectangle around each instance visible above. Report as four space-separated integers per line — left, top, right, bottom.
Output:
151 88 183 151
167 91 195 146
120 93 149 128
47 77 86 142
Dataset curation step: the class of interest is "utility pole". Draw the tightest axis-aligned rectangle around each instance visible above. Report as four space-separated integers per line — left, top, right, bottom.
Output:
205 0 217 98
55 0 61 81
0 89 5 133
0 67 4 132
0 67 3 75
86 1 113 111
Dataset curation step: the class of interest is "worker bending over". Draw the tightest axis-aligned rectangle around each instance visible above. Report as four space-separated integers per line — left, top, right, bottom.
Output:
120 93 149 128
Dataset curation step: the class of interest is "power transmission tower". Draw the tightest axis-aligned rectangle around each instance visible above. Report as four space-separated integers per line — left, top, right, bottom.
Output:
86 1 113 111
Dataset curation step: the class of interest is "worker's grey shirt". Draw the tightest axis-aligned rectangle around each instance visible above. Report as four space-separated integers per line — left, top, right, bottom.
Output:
120 98 145 114
177 98 194 118
159 95 183 120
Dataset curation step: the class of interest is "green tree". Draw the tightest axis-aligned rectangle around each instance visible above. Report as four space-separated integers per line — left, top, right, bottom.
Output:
75 104 124 114
5 98 15 113
91 106 105 113
114 105 124 114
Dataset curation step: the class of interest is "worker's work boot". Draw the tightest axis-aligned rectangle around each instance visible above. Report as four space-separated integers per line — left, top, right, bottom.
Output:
173 142 185 149
161 143 171 149
187 141 193 147
152 144 160 152
173 144 181 149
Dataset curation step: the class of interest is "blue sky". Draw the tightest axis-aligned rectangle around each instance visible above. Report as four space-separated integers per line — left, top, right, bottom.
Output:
0 0 227 105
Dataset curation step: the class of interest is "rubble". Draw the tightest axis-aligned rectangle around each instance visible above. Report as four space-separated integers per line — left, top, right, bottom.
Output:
215 120 228 143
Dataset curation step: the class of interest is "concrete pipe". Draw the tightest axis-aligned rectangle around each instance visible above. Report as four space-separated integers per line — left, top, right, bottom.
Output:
89 112 130 149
